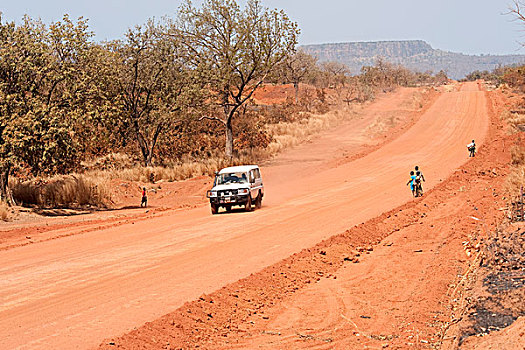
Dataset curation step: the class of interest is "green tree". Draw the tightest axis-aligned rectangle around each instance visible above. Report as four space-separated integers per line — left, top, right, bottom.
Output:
0 14 92 204
102 20 201 166
321 61 350 89
276 50 317 102
173 0 299 158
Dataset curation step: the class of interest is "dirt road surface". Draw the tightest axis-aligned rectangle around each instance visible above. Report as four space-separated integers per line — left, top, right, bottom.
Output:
0 83 489 349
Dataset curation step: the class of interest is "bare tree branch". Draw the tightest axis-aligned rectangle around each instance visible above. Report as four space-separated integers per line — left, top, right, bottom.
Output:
199 115 226 125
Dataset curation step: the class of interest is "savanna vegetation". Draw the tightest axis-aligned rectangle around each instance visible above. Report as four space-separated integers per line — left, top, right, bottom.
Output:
0 0 449 213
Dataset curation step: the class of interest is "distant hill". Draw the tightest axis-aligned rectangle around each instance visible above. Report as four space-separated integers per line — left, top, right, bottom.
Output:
300 40 525 79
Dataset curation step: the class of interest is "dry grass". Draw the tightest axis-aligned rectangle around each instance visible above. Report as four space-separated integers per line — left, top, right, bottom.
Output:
502 110 525 134
264 108 357 155
85 107 357 184
399 88 428 110
365 114 398 137
0 202 9 221
504 145 525 204
442 84 458 93
89 153 263 183
501 111 525 201
11 174 112 209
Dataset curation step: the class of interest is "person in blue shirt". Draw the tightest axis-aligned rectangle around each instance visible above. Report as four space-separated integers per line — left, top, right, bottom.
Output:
406 171 416 197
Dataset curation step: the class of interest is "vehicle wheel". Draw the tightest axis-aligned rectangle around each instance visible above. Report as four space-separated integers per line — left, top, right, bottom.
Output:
244 195 252 212
211 204 218 215
225 205 232 212
255 192 262 209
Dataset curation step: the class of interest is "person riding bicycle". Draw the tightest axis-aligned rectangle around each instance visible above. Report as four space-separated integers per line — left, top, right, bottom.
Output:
406 171 416 197
467 139 476 157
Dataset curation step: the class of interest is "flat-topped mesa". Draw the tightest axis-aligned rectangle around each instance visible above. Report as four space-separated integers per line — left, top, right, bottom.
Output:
300 40 525 79
301 40 434 59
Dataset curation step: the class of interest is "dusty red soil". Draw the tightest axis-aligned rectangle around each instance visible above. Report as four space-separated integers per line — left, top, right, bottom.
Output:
98 85 514 349
0 83 498 349
252 83 297 104
0 176 213 251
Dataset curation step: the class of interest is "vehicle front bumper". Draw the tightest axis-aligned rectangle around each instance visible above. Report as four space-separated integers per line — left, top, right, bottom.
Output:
209 195 249 205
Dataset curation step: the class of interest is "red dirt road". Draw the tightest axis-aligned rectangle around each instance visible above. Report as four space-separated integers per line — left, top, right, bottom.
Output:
0 83 489 349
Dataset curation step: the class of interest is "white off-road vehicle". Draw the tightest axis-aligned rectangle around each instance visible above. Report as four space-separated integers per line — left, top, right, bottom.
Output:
206 165 264 214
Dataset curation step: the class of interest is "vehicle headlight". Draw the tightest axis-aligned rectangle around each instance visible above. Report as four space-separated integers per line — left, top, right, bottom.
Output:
238 188 249 195
208 190 217 197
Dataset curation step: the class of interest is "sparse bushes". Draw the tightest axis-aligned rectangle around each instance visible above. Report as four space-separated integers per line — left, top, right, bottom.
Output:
11 174 112 209
92 154 260 183
0 202 9 221
502 65 525 93
504 144 525 217
464 70 501 84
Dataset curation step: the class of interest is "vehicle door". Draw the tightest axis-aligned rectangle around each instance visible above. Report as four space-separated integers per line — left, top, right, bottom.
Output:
251 168 263 198
248 170 256 198
255 168 263 193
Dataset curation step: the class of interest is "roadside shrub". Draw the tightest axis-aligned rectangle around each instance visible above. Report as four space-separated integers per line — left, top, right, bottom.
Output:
502 110 525 134
102 153 265 183
502 65 525 93
11 174 112 209
511 145 525 166
0 202 9 221
504 145 525 207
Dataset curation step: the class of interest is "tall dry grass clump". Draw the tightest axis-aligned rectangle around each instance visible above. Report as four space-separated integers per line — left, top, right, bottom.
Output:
502 110 525 134
11 174 112 209
504 145 525 221
504 145 525 201
91 154 263 183
0 202 9 221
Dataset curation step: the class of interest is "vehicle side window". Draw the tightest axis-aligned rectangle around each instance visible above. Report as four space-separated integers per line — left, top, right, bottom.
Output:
255 169 261 179
249 171 255 183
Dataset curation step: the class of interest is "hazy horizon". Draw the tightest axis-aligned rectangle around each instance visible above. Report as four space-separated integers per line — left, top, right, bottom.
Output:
1 0 524 56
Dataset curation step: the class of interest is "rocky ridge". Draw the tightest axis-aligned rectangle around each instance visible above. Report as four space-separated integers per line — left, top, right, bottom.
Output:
301 40 525 79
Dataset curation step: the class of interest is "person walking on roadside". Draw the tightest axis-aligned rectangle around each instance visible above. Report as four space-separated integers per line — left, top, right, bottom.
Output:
467 139 476 157
406 171 416 197
414 171 423 197
415 166 425 195
140 187 148 208
414 166 425 182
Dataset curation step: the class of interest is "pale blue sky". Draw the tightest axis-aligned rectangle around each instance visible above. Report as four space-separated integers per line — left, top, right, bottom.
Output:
1 0 523 55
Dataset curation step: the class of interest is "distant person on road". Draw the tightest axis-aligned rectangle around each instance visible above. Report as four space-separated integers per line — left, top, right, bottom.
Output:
141 187 148 208
467 139 476 157
406 171 416 197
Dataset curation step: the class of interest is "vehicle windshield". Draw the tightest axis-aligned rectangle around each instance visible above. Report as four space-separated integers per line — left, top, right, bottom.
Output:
215 172 249 185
